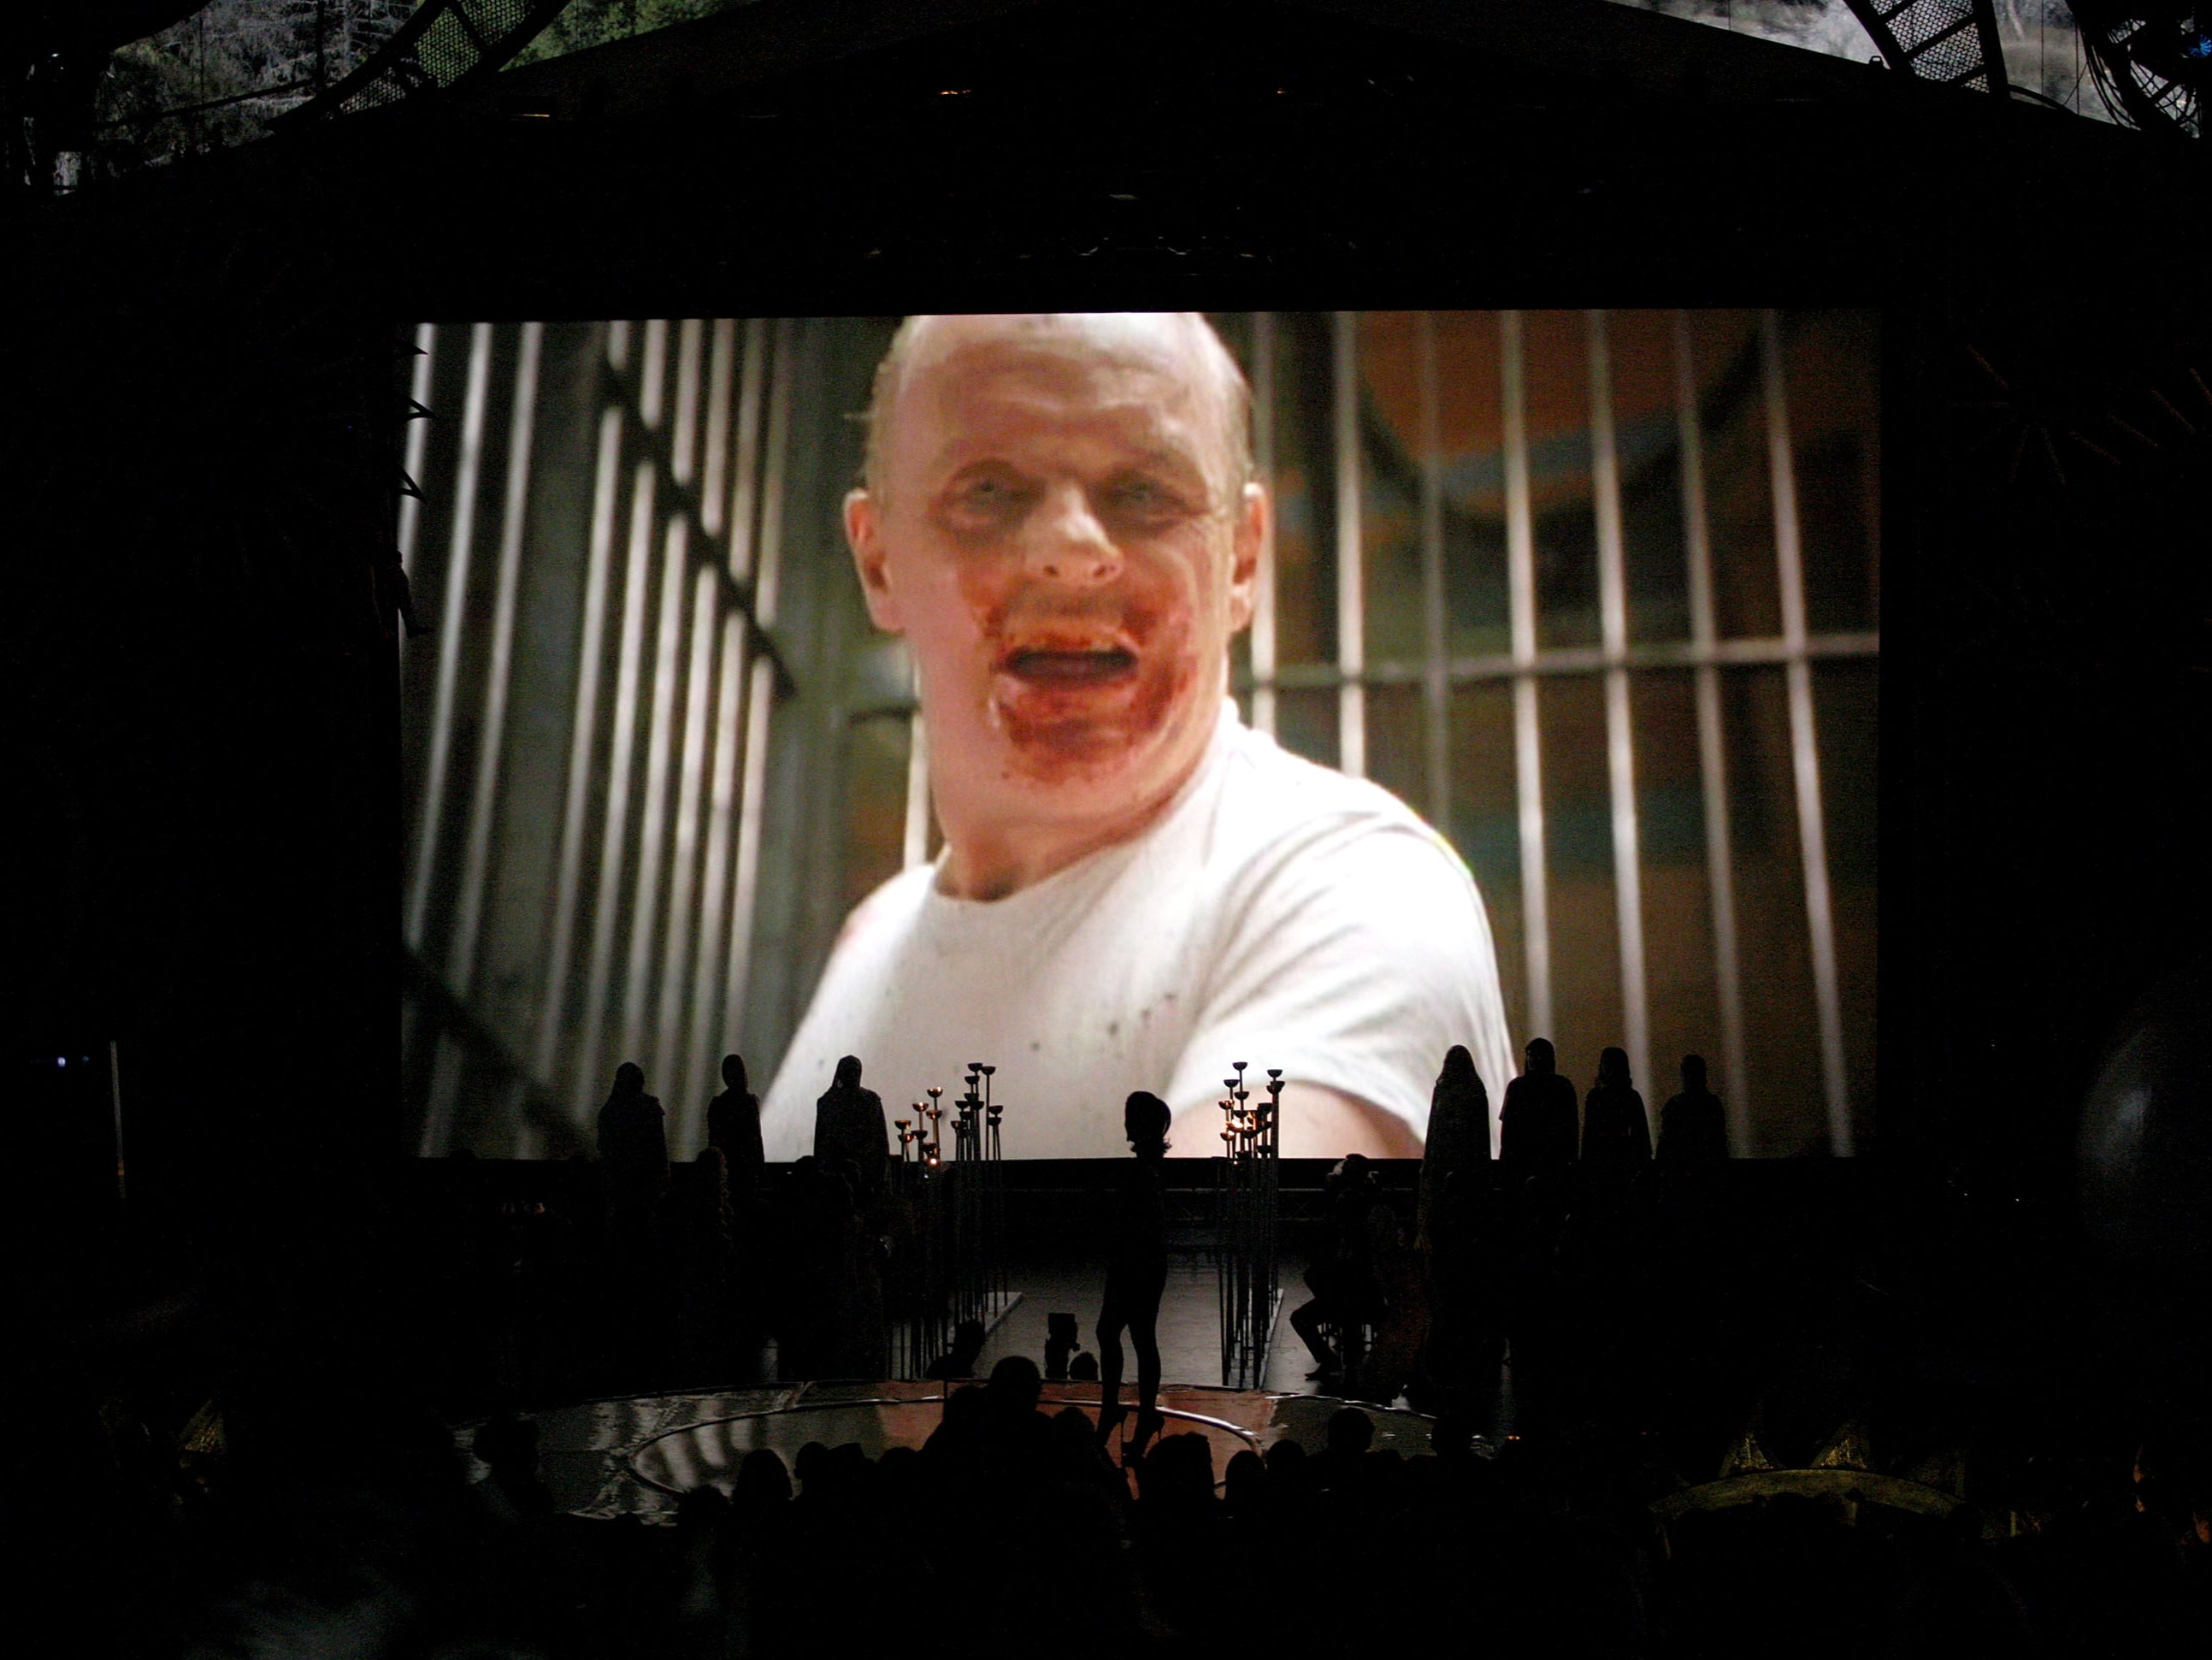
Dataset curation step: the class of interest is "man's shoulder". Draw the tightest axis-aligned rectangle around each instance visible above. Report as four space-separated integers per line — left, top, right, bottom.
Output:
1206 722 1474 892
825 860 938 954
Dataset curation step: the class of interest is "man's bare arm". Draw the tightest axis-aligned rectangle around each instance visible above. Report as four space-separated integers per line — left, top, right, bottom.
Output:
1173 1082 1420 1160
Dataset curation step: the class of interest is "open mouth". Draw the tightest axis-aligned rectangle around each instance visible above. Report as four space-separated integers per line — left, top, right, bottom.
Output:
1000 646 1138 686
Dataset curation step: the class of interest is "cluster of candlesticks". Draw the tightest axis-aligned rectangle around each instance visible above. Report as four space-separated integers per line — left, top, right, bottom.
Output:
891 1064 1010 1379
1217 1061 1283 1390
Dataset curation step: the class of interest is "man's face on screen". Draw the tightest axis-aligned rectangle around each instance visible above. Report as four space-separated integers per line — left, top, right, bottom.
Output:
848 315 1260 831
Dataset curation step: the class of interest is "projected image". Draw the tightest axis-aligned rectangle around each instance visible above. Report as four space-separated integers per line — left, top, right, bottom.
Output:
400 310 1877 1161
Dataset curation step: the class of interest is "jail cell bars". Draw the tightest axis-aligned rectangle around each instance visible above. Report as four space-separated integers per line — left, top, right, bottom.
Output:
401 319 795 1157
1244 310 1877 1155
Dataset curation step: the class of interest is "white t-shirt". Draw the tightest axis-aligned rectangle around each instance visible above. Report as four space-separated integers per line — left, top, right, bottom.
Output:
759 700 1514 1161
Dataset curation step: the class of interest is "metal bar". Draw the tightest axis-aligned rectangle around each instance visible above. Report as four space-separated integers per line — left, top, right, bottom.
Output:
723 325 792 1051
700 318 735 539
754 319 794 629
903 698 932 870
1249 311 1278 737
1761 310 1852 1156
1333 311 1366 777
534 404 624 1083
723 654 778 1054
1677 311 1749 1153
1501 310 1551 1043
575 458 658 1114
623 517 691 1076
1589 310 1651 1103
448 321 541 998
396 322 437 674
1417 310 1451 830
640 317 668 429
728 317 768 582
658 564 721 1142
686 611 749 1128
405 320 493 954
671 318 703 487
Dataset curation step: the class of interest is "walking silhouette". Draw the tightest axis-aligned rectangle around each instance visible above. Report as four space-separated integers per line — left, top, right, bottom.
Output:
1095 1091 1171 1461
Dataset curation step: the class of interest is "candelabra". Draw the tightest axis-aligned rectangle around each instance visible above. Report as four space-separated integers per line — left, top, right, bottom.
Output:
1216 1062 1283 1388
892 1068 1009 1378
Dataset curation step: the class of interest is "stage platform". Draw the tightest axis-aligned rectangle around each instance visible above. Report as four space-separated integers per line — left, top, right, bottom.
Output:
469 1379 1445 1521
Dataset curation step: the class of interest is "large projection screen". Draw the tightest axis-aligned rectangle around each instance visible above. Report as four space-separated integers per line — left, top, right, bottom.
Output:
399 311 1877 1161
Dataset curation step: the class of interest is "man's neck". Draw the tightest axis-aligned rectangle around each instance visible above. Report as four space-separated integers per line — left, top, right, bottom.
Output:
934 708 1224 901
936 784 1183 901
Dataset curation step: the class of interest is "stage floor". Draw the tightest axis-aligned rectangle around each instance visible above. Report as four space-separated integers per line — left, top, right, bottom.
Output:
476 1255 1450 1520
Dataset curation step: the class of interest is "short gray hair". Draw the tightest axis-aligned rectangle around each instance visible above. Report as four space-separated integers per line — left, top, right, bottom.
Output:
861 313 1254 505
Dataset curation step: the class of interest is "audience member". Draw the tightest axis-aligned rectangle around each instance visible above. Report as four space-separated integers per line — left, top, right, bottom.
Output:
1580 1046 1652 1167
812 1056 888 1202
1419 1043 1490 1249
706 1054 764 1196
1658 1053 1730 1166
1499 1038 1578 1167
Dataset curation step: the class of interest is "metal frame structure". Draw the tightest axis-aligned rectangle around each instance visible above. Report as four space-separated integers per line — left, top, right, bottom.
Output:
280 0 575 123
402 317 799 1156
1844 1 2012 94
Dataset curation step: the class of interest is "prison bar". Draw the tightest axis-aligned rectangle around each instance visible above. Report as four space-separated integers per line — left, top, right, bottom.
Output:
1588 309 1653 1107
1761 310 1853 1156
1500 309 1555 1045
1674 311 1754 1153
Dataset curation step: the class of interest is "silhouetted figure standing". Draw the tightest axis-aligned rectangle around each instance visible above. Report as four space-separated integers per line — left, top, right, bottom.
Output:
597 1062 669 1226
1096 1092 1171 1458
1499 1039 1578 1168
1580 1046 1652 1167
1419 1044 1490 1248
707 1053 764 1196
812 1055 888 1202
1657 1054 1729 1166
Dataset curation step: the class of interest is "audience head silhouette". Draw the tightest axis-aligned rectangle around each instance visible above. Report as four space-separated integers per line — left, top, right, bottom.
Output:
1525 1038 1556 1076
1597 1046 1631 1089
834 1054 863 1090
1682 1053 1708 1091
613 1061 646 1096
1439 1043 1479 1090
722 1054 749 1092
986 1355 1044 1416
1124 1090 1172 1156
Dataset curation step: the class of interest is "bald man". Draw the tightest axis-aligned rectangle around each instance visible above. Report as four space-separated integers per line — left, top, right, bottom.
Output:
759 314 1513 1160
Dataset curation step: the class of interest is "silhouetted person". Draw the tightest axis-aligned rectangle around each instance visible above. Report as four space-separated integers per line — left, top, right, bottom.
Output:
1290 1155 1383 1379
812 1056 888 1201
1499 1038 1578 1168
597 1062 669 1225
707 1054 764 1195
1579 1046 1651 1167
927 1317 988 1379
1419 1044 1490 1248
1096 1091 1171 1457
1657 1054 1729 1166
